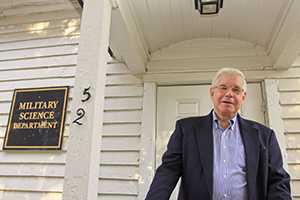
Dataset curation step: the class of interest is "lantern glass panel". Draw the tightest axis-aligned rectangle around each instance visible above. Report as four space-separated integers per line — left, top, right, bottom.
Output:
202 4 217 14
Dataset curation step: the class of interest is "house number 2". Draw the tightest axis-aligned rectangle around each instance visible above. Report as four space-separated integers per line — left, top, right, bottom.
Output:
73 86 91 125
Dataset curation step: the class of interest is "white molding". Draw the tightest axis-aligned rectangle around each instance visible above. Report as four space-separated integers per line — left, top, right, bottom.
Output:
138 82 156 200
268 0 300 69
110 4 147 75
264 79 289 171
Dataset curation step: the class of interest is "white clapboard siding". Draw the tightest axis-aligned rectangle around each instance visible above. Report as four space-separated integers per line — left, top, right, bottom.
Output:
99 62 143 199
278 67 300 199
99 164 139 179
0 163 65 176
0 1 81 198
0 191 62 200
0 0 81 18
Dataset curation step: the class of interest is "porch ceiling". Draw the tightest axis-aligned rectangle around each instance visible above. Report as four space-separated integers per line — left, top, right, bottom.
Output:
109 0 300 75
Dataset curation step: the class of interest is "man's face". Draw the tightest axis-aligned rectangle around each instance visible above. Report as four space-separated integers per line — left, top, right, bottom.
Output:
210 73 247 119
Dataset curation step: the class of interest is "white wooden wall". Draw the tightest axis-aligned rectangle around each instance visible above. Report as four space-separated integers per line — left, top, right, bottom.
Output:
0 1 81 199
278 66 300 199
100 60 143 200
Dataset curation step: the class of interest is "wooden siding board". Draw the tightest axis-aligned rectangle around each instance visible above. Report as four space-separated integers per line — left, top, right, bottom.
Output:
281 105 300 118
105 86 143 97
289 164 300 179
104 97 143 110
0 9 82 26
278 78 300 91
0 36 80 52
0 176 63 192
103 110 142 123
0 45 78 61
99 165 139 180
105 75 143 85
286 134 300 149
100 151 140 164
0 55 78 71
0 163 65 176
0 0 80 17
283 119 300 133
0 66 76 82
0 78 75 91
0 191 62 200
0 150 66 164
101 136 140 151
0 27 80 43
287 150 300 164
98 179 138 195
102 124 141 136
280 91 300 105
0 18 81 34
98 194 137 200
291 180 300 197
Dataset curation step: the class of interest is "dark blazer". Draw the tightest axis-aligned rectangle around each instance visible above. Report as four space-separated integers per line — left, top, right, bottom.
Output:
145 111 291 200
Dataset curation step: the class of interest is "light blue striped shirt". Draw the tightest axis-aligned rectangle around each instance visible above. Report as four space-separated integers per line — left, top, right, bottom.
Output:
212 111 247 200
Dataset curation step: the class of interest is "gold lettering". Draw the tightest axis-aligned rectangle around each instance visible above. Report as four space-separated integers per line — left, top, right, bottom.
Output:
29 123 34 129
19 102 26 110
41 102 47 109
32 112 37 119
52 121 58 128
19 112 24 120
49 111 54 119
37 102 43 109
13 123 20 129
24 112 29 120
12 121 59 129
53 101 59 108
34 122 39 128
48 101 54 108
38 112 43 119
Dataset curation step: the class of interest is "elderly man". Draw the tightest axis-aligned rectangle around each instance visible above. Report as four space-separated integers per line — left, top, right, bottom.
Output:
145 68 291 200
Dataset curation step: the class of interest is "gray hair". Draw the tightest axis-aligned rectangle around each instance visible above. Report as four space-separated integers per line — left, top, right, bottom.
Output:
212 68 247 92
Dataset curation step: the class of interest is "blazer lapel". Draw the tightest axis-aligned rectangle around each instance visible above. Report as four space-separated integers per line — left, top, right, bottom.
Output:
195 112 214 198
238 115 260 200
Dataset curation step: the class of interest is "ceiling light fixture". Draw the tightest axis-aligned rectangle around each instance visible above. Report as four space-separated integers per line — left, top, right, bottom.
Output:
195 0 223 15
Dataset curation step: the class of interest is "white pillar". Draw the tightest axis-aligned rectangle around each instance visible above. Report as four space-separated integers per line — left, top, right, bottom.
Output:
62 0 112 199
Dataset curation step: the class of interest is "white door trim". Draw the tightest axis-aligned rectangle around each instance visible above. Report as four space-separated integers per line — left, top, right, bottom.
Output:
139 82 157 200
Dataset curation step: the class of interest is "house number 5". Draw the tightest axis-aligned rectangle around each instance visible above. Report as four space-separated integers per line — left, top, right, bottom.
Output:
73 86 91 125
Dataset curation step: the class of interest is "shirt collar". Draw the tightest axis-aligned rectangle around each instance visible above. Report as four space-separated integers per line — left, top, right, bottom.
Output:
213 110 238 131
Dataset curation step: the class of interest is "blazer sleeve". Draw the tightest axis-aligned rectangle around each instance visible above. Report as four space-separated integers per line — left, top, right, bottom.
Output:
266 130 291 200
145 120 183 200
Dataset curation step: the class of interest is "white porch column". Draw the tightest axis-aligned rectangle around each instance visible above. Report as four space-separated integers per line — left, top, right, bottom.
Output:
62 0 112 199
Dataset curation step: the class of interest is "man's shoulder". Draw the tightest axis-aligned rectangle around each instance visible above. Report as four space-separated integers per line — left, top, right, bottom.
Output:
238 116 271 132
177 113 211 125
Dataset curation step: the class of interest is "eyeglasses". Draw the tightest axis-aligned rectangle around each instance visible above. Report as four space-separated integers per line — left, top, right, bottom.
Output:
213 84 244 95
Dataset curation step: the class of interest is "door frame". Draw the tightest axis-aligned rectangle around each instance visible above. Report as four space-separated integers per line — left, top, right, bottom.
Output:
138 78 288 200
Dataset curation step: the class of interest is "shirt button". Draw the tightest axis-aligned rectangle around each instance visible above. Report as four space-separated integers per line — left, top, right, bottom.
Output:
223 146 226 148
223 160 226 163
223 175 227 178
224 194 227 198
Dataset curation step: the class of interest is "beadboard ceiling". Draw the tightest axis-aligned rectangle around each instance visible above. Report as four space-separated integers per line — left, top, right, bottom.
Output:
109 0 300 74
